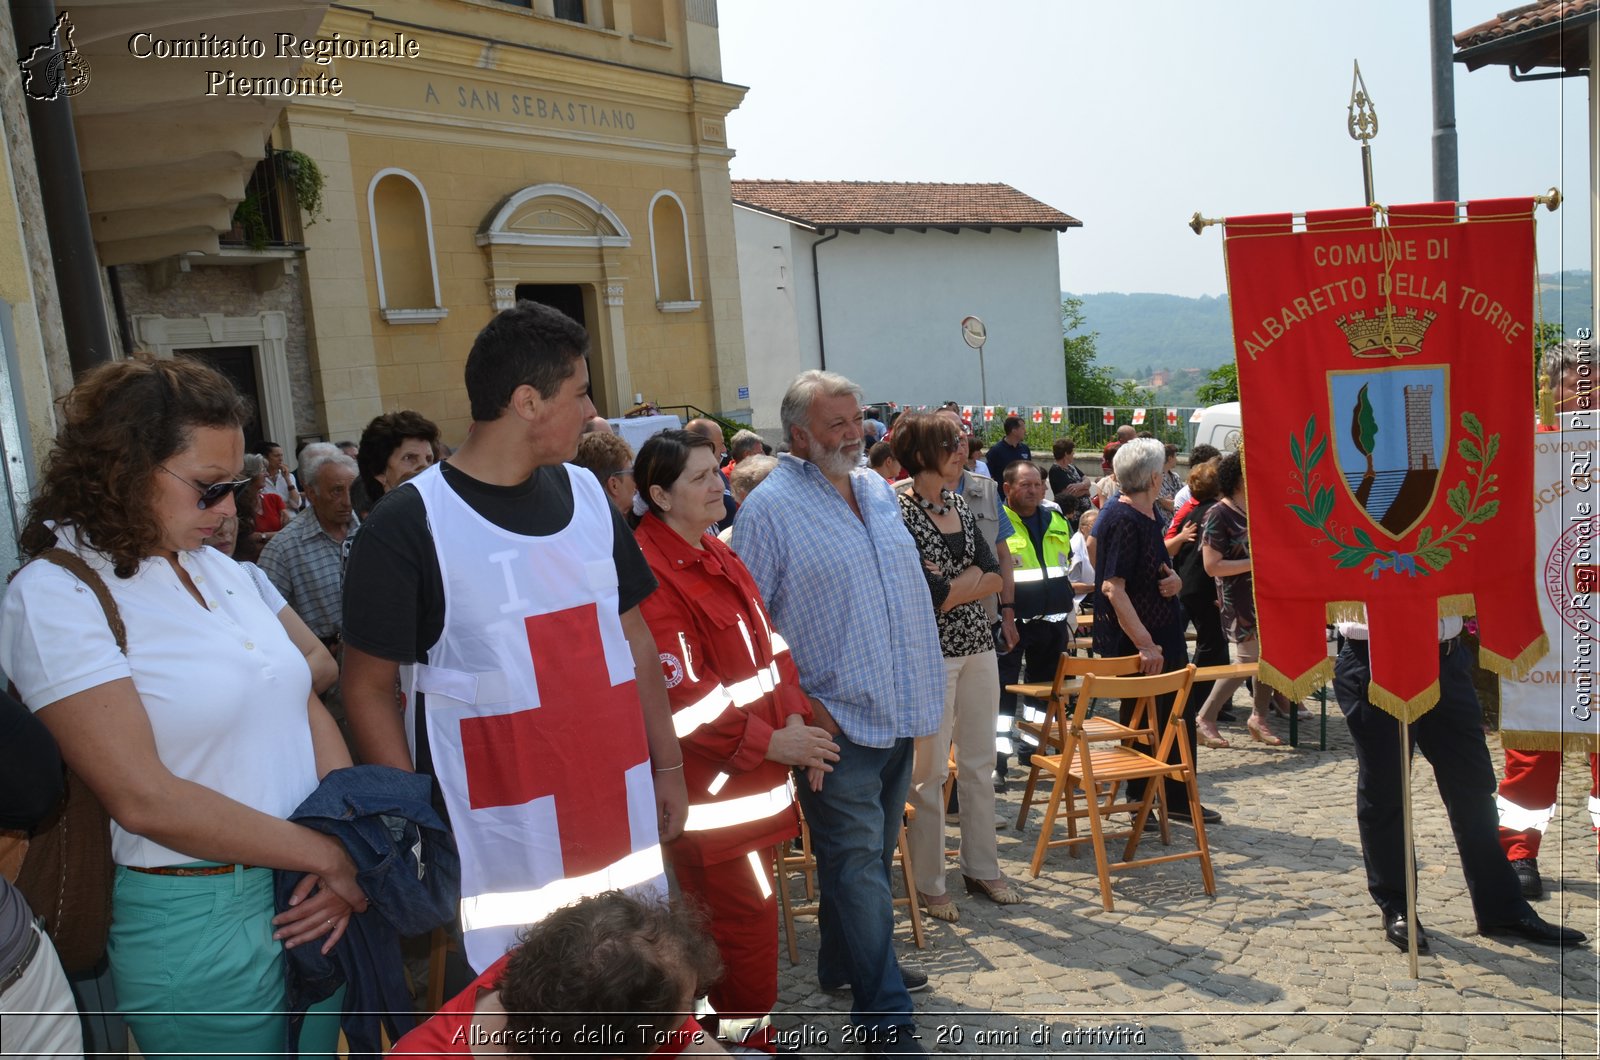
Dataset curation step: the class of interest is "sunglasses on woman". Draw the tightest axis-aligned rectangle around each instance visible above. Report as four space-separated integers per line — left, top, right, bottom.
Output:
159 465 251 510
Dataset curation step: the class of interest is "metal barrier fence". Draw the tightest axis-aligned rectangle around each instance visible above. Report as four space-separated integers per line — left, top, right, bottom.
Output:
882 405 1204 454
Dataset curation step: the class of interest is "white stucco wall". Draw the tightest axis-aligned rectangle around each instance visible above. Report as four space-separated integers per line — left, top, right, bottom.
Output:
733 207 811 435
734 206 1067 433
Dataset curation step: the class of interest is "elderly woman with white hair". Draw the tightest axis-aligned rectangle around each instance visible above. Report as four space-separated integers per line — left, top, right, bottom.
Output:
1091 437 1219 825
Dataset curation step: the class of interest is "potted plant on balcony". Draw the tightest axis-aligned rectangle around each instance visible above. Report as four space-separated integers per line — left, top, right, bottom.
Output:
230 149 326 250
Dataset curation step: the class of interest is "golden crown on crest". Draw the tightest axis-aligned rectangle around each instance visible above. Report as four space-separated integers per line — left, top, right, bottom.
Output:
1334 305 1437 359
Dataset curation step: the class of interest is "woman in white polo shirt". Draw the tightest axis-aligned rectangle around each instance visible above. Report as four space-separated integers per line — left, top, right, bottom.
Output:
0 357 367 1058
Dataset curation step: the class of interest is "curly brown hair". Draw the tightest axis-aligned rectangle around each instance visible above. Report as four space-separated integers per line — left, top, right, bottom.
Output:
1186 458 1222 504
21 356 252 578
355 408 440 502
498 891 722 1054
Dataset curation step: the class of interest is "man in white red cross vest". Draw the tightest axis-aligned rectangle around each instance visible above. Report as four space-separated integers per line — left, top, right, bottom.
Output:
341 301 687 975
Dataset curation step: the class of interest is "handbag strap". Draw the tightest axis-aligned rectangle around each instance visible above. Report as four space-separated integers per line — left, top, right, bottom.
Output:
11 548 128 654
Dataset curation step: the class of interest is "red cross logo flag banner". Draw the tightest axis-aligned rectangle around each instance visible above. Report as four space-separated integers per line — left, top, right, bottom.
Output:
1167 408 1180 428
1498 416 1600 750
1051 407 1063 425
1132 407 1147 426
1032 407 1044 424
1102 407 1114 426
1222 199 1547 720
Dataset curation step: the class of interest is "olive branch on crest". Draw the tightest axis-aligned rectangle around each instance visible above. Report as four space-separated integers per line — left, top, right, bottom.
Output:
1289 411 1501 579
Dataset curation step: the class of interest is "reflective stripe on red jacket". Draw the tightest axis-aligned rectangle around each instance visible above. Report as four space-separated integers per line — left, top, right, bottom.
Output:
635 513 808 866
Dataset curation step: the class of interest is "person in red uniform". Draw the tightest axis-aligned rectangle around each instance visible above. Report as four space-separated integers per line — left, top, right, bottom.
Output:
392 890 728 1057
1497 750 1600 896
632 429 841 1054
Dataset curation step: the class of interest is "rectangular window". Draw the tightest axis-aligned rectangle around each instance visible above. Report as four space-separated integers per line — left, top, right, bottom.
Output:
553 0 585 23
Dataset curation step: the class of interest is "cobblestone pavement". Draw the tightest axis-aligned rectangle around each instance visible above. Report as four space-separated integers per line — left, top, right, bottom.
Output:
773 698 1600 1057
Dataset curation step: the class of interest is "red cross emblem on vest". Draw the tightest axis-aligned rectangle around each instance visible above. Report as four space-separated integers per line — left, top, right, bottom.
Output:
458 602 647 877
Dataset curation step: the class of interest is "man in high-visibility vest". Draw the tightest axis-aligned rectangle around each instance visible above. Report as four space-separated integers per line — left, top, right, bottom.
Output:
997 461 1089 783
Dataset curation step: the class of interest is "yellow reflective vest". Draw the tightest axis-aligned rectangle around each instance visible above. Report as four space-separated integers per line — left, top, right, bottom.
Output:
1003 505 1076 620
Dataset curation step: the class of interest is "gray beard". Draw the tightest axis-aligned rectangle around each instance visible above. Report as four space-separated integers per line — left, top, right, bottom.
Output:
808 440 861 479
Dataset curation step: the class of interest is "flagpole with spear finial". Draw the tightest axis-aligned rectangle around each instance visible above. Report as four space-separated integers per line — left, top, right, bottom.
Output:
1349 60 1379 207
1347 59 1423 982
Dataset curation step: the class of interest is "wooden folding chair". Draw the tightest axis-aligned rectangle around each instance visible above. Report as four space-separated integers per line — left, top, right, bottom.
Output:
1028 665 1215 911
426 927 448 1011
774 803 926 964
1011 653 1151 831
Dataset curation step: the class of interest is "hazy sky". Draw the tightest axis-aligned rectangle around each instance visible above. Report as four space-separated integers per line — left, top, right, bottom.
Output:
718 1 1593 299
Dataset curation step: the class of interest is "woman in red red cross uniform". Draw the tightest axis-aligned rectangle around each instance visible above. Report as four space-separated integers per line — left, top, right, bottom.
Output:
633 429 841 1054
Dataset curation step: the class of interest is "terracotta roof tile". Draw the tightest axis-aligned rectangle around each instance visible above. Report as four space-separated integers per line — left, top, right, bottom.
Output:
729 180 1081 231
1454 0 1597 55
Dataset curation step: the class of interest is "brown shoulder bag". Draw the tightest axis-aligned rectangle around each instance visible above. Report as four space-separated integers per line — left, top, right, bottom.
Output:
7 548 123 974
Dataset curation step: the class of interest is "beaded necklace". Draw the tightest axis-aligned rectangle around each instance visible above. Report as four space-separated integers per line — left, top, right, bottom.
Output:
912 487 955 516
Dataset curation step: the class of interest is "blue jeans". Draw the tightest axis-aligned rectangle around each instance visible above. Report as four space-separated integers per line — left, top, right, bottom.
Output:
793 732 916 1031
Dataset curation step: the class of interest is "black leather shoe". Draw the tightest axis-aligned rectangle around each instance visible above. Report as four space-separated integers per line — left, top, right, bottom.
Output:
1511 856 1543 899
1479 913 1586 947
1168 804 1223 825
821 966 929 996
1383 911 1430 954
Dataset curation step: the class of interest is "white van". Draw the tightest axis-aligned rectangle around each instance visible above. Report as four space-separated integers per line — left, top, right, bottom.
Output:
1191 401 1242 453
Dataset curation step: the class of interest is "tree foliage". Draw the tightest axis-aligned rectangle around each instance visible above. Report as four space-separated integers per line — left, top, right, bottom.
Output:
1062 298 1150 409
1351 383 1379 465
1195 362 1238 404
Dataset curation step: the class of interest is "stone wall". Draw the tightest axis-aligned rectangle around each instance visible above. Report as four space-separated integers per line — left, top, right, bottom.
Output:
114 261 320 439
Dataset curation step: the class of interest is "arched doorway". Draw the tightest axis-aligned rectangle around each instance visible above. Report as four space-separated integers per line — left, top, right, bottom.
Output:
478 184 632 416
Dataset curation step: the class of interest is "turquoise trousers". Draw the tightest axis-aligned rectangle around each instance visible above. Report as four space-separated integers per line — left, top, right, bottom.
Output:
109 864 343 1060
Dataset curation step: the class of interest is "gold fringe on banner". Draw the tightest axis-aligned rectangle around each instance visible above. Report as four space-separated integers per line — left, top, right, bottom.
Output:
1499 729 1600 753
1437 593 1475 620
1258 656 1333 704
1324 601 1367 625
1478 633 1551 682
1367 678 1441 725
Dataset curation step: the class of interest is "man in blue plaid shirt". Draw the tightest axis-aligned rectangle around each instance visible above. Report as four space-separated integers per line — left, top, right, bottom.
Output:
733 371 943 1054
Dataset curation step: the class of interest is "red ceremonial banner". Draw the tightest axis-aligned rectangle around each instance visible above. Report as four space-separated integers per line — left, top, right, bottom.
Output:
1222 199 1546 720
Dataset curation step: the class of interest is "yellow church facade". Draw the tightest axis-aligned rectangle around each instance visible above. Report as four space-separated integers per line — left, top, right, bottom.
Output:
282 0 749 443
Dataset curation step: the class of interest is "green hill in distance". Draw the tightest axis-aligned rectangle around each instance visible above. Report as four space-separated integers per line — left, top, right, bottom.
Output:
1066 270 1593 384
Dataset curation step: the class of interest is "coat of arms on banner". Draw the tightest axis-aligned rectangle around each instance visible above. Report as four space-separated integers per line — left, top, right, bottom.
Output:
1222 199 1547 721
